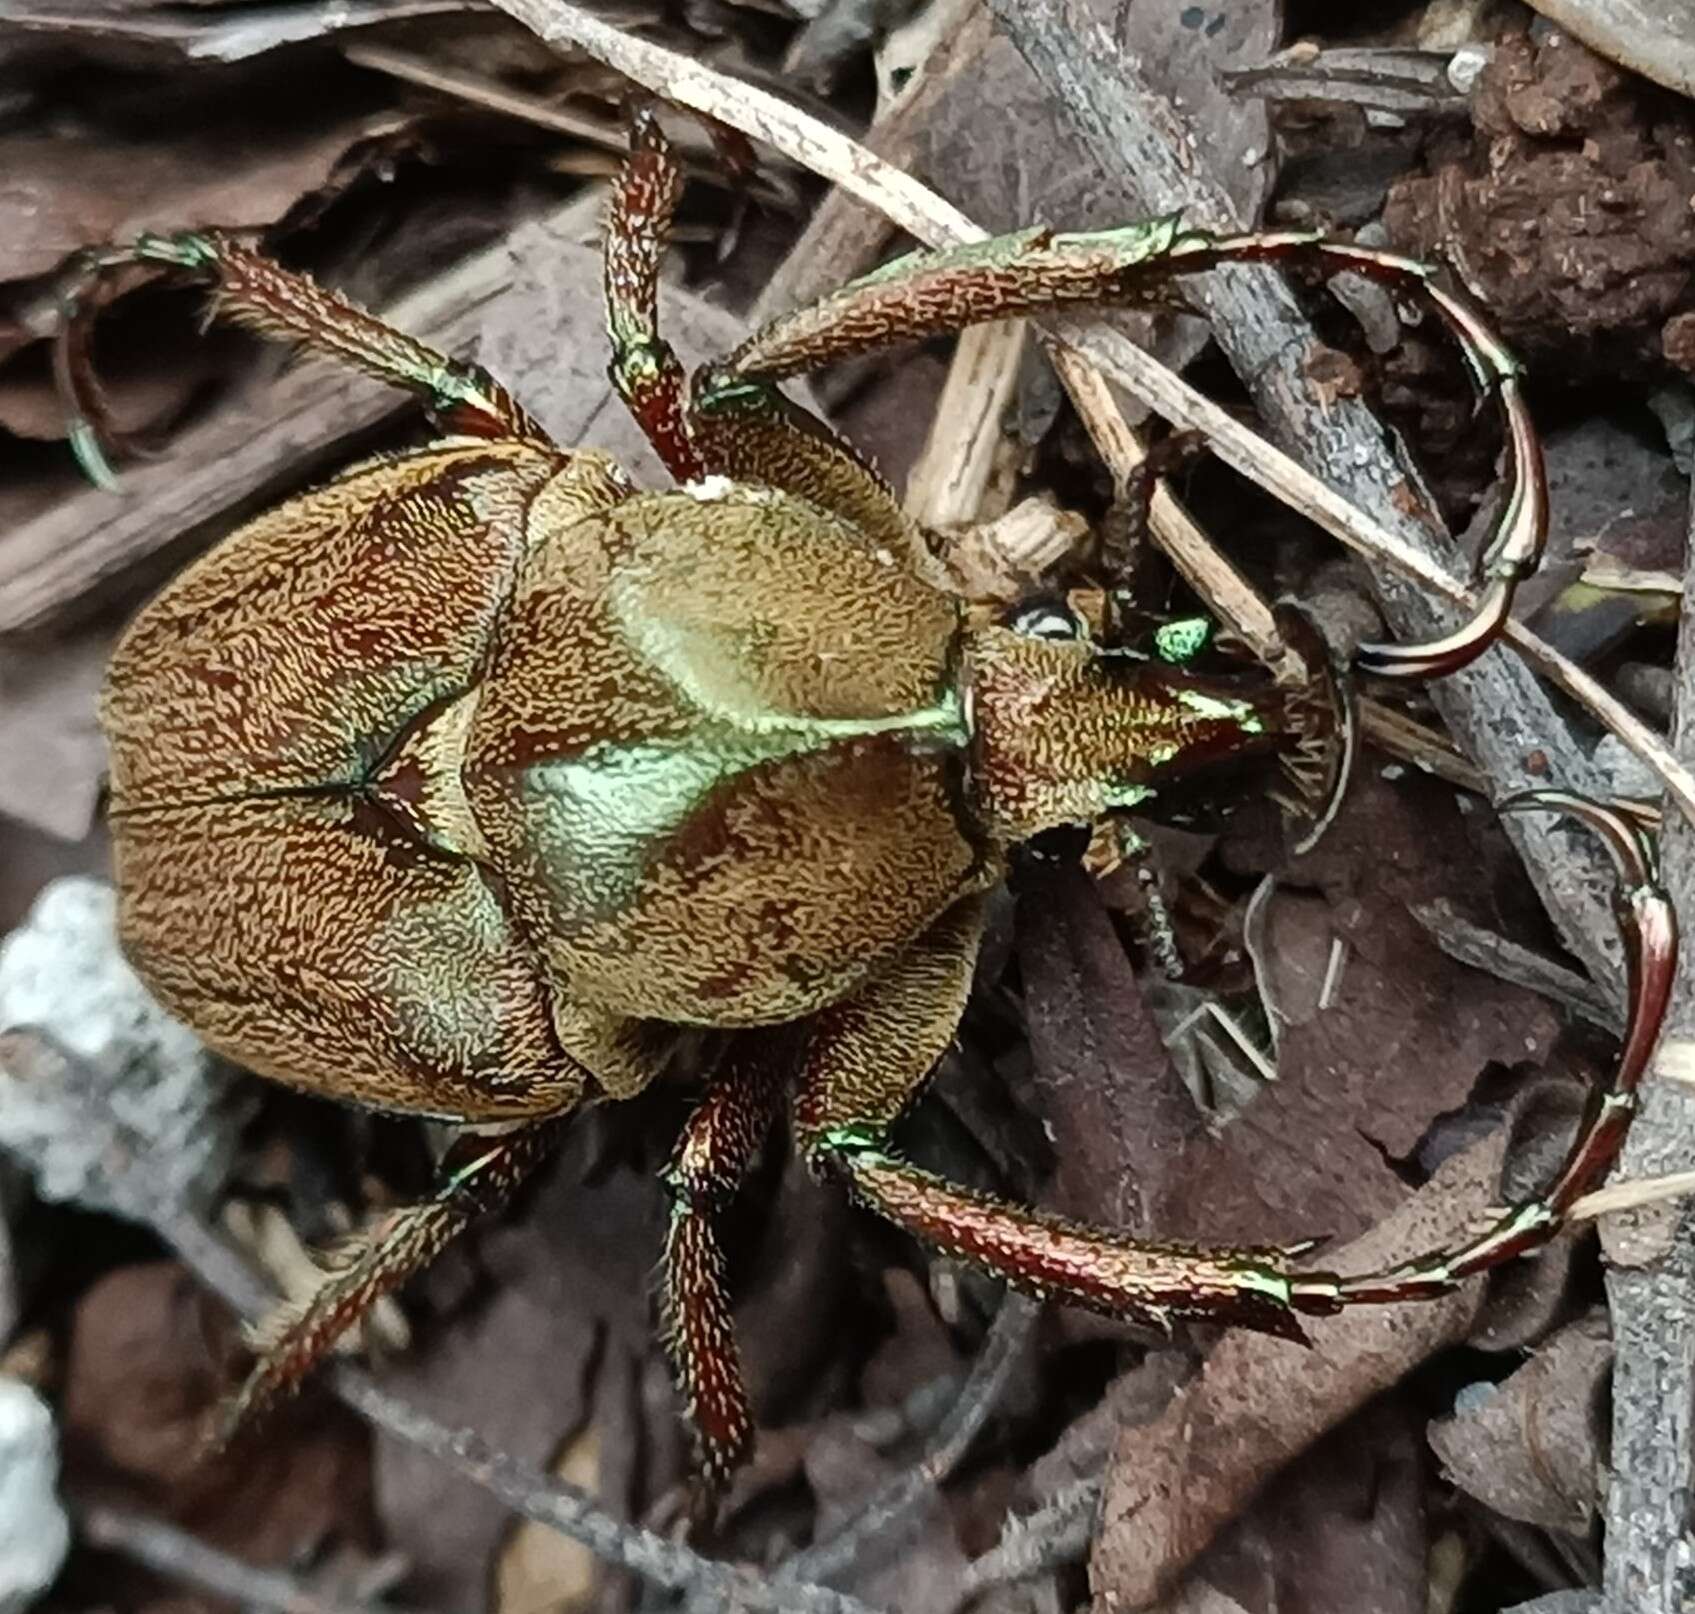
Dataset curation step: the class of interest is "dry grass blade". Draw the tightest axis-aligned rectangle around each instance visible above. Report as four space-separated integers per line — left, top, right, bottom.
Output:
1571 1170 1695 1222
485 0 1695 830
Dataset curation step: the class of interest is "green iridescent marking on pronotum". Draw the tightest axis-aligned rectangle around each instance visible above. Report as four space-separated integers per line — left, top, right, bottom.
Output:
519 571 973 908
530 694 963 851
522 705 968 912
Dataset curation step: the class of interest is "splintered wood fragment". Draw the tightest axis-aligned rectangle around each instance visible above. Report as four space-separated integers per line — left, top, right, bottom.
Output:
942 497 1089 604
906 318 1026 532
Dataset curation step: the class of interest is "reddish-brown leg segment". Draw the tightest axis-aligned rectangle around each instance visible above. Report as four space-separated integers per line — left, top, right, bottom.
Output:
1323 791 1677 1303
659 1038 792 1491
59 233 540 484
603 105 705 484
223 1119 560 1439
790 898 1338 1343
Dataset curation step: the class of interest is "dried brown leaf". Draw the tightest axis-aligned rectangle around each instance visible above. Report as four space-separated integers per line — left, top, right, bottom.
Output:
1169 775 1560 1251
1088 1122 1509 1610
0 111 409 294
1430 1308 1611 1533
61 1262 374 1567
1015 856 1205 1232
1187 1398 1427 1614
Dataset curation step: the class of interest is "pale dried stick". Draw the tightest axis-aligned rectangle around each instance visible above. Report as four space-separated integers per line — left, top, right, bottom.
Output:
79 1505 438 1614
1572 1171 1695 1223
485 0 1695 826
906 318 1026 532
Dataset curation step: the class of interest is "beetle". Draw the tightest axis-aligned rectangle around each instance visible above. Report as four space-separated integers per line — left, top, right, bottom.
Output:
68 109 1675 1491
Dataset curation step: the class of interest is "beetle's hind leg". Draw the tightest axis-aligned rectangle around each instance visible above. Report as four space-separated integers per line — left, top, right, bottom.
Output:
1323 792 1676 1304
221 1118 560 1441
659 1035 793 1500
791 898 1342 1347
58 233 539 485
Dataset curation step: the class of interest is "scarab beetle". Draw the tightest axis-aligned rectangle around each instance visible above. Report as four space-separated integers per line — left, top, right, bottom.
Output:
72 110 1675 1489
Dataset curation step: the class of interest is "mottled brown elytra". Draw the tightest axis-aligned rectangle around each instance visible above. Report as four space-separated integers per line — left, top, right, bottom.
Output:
66 107 1673 1495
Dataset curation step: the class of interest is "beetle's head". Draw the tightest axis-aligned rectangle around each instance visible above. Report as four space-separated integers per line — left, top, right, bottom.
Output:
964 598 1344 844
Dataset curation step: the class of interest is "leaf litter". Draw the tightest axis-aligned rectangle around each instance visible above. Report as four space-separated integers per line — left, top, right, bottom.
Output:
1 4 1691 1613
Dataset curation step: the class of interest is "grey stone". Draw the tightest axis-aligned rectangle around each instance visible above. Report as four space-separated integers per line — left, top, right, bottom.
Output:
0 877 246 1215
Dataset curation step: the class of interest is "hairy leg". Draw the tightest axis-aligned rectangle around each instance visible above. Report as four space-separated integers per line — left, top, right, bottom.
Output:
222 1118 561 1439
603 104 705 483
59 233 539 481
659 1035 793 1492
790 898 1340 1341
602 113 942 578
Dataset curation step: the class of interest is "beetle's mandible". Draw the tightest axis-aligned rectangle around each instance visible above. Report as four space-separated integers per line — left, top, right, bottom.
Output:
71 109 1676 1493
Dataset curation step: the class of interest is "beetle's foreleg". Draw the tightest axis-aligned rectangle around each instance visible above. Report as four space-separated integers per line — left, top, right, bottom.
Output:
1323 792 1676 1303
790 898 1341 1342
220 1119 560 1441
710 223 1543 681
58 233 539 483
660 1036 793 1498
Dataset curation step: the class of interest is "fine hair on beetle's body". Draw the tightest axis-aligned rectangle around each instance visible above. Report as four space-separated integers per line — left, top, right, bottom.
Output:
69 106 1674 1498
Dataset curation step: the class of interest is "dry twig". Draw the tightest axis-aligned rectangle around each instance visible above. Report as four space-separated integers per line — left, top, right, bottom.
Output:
776 1292 1040 1590
1598 497 1695 1614
79 1505 440 1614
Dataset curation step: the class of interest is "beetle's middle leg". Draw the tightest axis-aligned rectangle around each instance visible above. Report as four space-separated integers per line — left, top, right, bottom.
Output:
790 897 1343 1345
603 103 706 485
59 234 539 482
222 1117 561 1439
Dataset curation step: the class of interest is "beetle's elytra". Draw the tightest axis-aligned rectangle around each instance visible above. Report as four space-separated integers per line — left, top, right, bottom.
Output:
77 109 1674 1490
